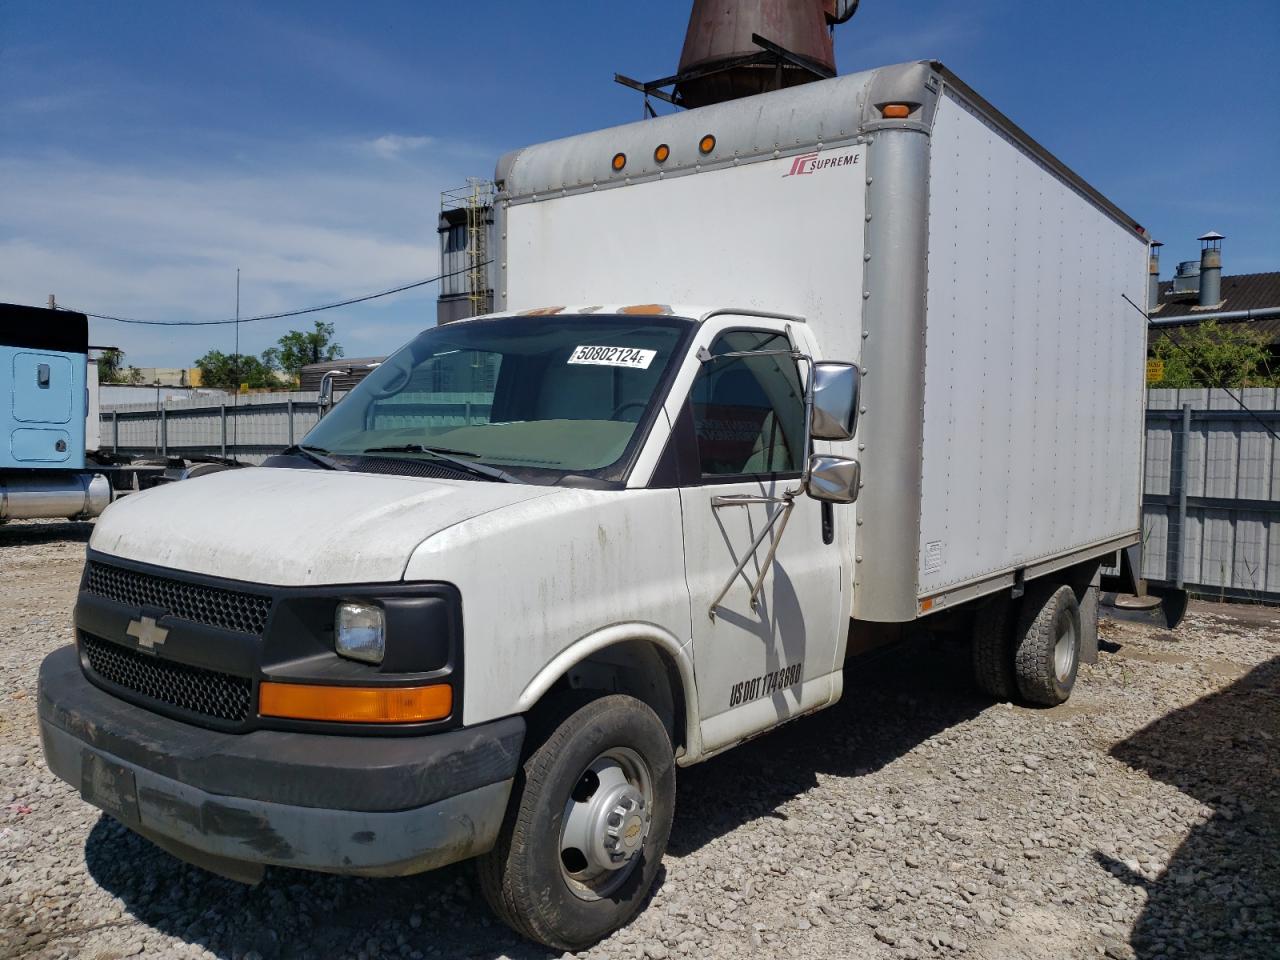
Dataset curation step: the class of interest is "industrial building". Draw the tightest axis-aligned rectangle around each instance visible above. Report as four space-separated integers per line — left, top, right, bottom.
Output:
1147 233 1280 353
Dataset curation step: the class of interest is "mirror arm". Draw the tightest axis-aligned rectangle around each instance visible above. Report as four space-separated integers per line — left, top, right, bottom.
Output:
707 493 799 619
799 357 815 490
317 371 337 417
746 491 799 610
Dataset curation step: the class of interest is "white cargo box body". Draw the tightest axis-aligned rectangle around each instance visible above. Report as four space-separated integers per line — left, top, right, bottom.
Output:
496 60 1148 623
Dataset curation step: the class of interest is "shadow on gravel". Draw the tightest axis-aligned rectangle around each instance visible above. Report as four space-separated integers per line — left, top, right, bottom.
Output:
1106 655 1279 959
0 520 93 547
81 635 984 959
84 816 559 960
669 635 986 856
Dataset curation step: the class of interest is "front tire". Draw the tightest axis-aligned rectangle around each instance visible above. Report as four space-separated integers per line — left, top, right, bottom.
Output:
477 695 676 951
1013 583 1081 706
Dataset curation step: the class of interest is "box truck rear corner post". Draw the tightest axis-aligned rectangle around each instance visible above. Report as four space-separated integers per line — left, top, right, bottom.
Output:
37 60 1149 950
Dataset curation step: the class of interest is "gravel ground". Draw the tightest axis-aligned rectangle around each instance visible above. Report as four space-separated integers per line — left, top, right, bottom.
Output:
2 519 1277 960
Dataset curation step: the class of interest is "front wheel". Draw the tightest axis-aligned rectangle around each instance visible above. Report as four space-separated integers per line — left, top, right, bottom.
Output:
477 695 676 951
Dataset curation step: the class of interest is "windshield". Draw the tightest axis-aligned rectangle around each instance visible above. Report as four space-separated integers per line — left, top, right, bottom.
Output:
301 314 692 483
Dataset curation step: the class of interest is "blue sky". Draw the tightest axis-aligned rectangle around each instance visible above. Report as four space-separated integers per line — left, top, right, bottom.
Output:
3 0 1278 367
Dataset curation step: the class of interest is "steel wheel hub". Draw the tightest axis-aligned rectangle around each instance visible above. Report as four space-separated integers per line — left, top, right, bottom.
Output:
1054 616 1078 683
559 747 654 901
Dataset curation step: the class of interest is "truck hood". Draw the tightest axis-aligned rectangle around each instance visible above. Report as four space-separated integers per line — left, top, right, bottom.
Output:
90 466 559 586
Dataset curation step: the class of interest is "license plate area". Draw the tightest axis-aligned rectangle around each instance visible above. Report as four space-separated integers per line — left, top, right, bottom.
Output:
80 752 140 827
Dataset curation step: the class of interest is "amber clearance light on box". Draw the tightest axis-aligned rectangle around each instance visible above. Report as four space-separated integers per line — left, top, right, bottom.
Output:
258 681 452 723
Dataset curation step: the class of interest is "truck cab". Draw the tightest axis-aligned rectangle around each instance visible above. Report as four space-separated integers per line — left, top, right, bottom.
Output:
40 304 862 949
1 303 113 522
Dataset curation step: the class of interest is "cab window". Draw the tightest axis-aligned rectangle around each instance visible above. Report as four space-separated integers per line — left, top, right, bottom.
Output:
689 330 805 478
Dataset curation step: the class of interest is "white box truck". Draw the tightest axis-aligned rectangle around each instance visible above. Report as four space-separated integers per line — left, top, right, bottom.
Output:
38 60 1148 949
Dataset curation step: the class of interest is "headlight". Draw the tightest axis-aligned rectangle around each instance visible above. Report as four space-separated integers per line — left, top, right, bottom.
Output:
335 601 385 664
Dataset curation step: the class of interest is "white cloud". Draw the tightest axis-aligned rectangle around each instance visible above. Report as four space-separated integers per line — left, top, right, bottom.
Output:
367 134 435 159
0 139 482 366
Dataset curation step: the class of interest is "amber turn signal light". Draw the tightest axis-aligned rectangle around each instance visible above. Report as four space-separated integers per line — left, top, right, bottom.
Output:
881 103 912 119
611 152 627 171
259 681 452 723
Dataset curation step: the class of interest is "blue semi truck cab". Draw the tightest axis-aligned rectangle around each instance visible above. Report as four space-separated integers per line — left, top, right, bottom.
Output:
1 303 111 521
3 304 89 468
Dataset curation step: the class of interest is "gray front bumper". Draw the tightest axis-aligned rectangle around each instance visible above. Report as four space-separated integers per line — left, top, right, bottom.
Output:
39 645 523 882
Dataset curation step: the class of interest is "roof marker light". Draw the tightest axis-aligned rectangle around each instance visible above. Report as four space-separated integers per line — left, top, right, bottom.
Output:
654 143 670 163
698 134 716 155
881 104 911 119
612 152 627 172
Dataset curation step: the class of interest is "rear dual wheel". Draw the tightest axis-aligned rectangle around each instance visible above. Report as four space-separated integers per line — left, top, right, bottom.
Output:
478 694 675 951
1014 583 1081 705
971 582 1082 706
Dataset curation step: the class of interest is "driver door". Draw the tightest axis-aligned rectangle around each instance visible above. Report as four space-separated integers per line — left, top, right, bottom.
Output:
672 322 847 755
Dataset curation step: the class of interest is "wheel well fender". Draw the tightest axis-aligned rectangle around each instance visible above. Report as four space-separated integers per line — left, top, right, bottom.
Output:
516 624 702 763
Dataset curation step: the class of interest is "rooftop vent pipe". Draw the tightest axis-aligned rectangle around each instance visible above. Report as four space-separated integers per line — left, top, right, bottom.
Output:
1148 240 1163 312
1198 231 1224 307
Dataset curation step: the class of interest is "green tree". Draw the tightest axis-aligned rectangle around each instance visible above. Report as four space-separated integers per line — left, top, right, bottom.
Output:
97 348 124 383
1150 321 1277 389
194 350 280 390
273 321 344 382
96 348 143 384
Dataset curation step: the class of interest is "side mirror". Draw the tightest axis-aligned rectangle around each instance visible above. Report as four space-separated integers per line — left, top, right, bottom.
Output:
805 454 860 504
809 362 859 441
318 371 336 415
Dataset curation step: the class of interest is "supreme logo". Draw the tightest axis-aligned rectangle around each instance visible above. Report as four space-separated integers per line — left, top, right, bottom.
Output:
783 150 861 177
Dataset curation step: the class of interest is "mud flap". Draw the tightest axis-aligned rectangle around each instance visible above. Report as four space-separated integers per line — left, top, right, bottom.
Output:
1150 586 1189 629
1101 587 1189 630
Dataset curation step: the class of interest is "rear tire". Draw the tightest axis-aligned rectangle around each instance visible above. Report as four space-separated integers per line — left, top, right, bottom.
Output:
971 596 1017 700
1013 583 1081 706
477 694 675 951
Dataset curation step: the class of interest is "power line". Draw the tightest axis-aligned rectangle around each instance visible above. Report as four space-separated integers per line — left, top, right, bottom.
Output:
1125 292 1280 444
54 261 490 327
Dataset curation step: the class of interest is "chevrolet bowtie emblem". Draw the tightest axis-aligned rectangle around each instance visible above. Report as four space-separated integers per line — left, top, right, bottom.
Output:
126 615 169 652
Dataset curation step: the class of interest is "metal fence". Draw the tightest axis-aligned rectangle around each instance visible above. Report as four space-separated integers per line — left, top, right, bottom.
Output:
100 391 494 465
1143 388 1280 602
101 392 325 465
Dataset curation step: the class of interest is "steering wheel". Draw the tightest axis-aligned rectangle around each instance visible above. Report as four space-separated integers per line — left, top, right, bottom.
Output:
610 400 648 422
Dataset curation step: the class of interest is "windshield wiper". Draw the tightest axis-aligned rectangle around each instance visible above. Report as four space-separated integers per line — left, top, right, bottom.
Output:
290 445 346 471
362 444 516 483
365 444 478 457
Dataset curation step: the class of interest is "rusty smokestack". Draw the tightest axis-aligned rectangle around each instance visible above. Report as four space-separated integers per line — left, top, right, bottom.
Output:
674 1 857 109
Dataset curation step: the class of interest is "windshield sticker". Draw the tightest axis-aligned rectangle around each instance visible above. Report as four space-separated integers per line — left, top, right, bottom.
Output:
567 345 656 369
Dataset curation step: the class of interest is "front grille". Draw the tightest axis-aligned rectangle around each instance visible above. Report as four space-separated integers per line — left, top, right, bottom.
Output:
84 561 272 636
81 633 252 724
